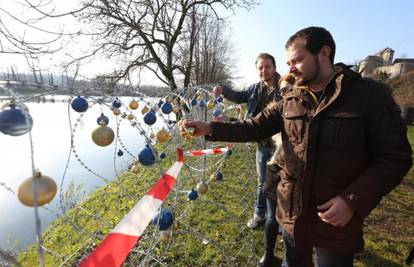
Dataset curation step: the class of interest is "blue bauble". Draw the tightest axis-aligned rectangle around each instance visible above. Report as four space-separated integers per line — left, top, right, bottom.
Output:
0 105 33 136
152 208 173 230
71 96 88 113
143 111 157 125
112 98 122 108
159 152 166 159
187 188 198 201
138 145 156 166
213 109 222 117
198 99 206 108
215 171 223 181
117 149 124 157
158 99 164 108
97 113 109 125
161 102 173 114
190 98 197 106
217 96 223 102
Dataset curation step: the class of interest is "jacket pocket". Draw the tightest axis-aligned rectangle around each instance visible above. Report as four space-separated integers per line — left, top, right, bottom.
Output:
320 112 364 150
283 105 307 143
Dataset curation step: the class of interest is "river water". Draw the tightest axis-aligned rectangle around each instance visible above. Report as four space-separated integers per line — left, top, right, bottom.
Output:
0 95 165 251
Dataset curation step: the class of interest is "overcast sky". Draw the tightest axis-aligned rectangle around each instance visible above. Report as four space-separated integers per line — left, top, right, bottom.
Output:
1 0 413 89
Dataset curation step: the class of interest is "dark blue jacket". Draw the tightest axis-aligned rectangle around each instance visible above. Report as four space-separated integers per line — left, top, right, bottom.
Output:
221 73 281 119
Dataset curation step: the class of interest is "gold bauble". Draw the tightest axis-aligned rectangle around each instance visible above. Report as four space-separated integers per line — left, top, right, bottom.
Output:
173 105 180 114
207 101 215 110
127 114 134 120
196 182 208 194
172 220 180 230
156 128 171 144
92 125 115 146
131 165 140 174
141 106 150 115
159 230 172 241
113 108 121 116
129 99 139 110
17 169 57 207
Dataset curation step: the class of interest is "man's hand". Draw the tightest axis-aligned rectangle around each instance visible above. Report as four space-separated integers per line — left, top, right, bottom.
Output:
178 119 212 137
212 86 223 98
317 196 354 227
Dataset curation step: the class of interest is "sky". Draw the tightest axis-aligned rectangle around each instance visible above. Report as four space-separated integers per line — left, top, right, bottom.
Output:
229 0 414 87
1 0 414 89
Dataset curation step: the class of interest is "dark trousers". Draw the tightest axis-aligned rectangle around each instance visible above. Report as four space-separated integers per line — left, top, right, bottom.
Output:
264 197 278 252
282 230 354 267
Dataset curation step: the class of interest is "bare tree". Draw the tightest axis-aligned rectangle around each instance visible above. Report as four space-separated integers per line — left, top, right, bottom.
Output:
176 5 234 87
74 0 257 91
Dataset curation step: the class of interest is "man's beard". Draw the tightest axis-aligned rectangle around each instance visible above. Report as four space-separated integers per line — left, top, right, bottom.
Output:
296 56 320 86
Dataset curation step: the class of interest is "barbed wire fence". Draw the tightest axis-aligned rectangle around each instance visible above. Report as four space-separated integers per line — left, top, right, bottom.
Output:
0 79 259 266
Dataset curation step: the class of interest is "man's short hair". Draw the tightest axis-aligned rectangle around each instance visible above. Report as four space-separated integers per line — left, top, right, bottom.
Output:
285 27 336 64
255 53 276 68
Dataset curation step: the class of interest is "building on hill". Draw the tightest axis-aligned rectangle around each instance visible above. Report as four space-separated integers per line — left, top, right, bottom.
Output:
358 47 414 79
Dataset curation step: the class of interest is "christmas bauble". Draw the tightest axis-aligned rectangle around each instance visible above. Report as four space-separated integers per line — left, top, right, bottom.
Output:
152 208 173 230
0 104 33 136
187 188 198 201
143 111 156 125
71 96 88 112
129 99 139 110
112 98 122 108
138 145 155 166
161 102 173 114
196 182 208 194
96 113 109 125
92 125 115 146
156 128 171 144
17 169 57 207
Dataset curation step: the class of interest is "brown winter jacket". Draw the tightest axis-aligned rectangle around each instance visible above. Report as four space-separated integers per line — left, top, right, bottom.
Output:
206 63 412 253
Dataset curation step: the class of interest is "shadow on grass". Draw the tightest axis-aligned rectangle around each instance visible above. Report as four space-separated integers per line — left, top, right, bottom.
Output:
356 249 403 267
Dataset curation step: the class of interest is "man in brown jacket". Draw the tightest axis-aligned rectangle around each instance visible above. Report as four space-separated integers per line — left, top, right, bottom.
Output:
179 26 412 267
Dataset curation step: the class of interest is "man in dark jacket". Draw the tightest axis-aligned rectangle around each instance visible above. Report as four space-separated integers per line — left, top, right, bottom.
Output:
179 26 412 267
212 53 281 231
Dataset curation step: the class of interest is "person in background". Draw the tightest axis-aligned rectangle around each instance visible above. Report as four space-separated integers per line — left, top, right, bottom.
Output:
180 26 412 267
212 53 281 231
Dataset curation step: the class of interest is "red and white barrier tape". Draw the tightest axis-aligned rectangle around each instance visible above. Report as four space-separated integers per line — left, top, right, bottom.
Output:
80 148 184 267
184 144 232 157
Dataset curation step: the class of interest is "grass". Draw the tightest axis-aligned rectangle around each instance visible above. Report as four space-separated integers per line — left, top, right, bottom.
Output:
16 127 414 266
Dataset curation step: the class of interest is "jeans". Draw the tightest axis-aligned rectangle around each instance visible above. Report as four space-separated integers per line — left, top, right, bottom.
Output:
264 198 278 252
282 230 354 267
255 146 273 217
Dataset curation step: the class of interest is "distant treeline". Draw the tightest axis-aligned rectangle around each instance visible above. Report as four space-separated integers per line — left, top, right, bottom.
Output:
0 71 171 97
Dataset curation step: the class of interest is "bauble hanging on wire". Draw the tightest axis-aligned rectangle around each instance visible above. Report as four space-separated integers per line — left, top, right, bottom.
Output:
138 145 156 166
187 188 198 201
143 110 157 126
112 108 121 116
161 102 173 114
156 128 171 144
159 152 166 159
96 113 109 125
92 124 115 146
117 149 124 157
112 98 122 108
0 103 33 136
196 181 208 195
71 96 89 112
141 105 150 115
129 99 139 110
152 208 174 230
17 169 57 207
207 100 215 110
